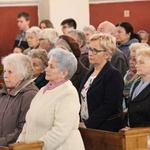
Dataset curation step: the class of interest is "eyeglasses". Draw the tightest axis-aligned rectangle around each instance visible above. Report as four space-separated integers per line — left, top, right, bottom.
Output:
39 38 49 42
88 47 106 55
128 56 137 62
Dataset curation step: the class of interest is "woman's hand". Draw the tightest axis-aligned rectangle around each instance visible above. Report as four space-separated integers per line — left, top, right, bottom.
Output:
79 122 86 128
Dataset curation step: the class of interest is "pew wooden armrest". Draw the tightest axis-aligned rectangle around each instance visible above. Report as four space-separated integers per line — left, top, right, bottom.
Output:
0 141 44 150
79 127 150 150
0 146 9 150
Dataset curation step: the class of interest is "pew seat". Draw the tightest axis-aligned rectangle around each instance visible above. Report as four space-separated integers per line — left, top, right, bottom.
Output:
0 141 44 150
79 127 150 150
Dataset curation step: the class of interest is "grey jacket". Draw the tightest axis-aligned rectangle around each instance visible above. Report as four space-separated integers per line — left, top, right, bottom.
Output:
0 80 38 146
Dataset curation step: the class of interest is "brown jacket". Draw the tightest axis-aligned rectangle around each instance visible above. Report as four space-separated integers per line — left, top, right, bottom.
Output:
0 80 38 146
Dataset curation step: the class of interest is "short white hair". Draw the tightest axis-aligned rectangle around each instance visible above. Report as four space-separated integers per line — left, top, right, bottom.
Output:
2 53 33 80
39 28 58 45
48 48 77 80
26 26 41 40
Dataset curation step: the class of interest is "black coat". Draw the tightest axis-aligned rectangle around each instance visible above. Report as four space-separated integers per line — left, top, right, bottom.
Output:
79 61 124 132
71 59 89 90
127 81 150 127
111 48 129 77
34 72 48 89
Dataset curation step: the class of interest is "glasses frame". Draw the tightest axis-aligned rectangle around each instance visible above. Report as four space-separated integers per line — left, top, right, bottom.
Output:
88 47 106 55
128 56 137 62
39 38 49 42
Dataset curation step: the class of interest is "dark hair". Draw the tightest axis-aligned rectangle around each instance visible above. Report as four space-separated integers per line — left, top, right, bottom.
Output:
17 11 30 21
13 46 25 53
116 21 141 42
61 18 77 29
39 19 54 28
116 22 134 38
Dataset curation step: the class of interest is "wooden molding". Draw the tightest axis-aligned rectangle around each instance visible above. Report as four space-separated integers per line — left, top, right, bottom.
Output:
0 0 39 6
89 0 149 4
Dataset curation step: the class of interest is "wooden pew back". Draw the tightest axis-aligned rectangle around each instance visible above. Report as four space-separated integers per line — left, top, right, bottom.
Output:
79 127 150 150
0 141 44 150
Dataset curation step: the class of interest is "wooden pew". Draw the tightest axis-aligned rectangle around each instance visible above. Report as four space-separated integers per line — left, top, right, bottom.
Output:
79 127 150 150
0 141 44 150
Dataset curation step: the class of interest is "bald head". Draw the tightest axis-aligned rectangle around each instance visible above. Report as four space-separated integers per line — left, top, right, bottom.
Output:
97 21 116 37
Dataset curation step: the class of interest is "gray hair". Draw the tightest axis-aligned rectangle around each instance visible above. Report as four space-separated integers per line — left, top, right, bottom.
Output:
48 48 77 80
28 49 48 68
137 30 149 40
2 53 33 80
26 26 41 40
39 28 58 46
82 25 96 34
56 38 72 52
67 29 86 47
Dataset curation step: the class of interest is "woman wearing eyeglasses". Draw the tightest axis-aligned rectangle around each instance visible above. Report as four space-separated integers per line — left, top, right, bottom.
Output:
123 43 149 108
79 33 124 132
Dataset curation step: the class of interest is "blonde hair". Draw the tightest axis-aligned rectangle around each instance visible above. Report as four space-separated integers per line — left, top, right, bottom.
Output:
136 47 150 57
129 43 149 52
90 33 116 55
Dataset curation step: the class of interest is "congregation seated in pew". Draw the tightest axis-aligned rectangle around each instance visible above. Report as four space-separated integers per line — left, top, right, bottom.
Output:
125 47 150 128
0 53 38 146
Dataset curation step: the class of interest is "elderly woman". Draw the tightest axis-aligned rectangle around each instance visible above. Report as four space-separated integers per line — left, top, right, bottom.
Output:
23 26 41 55
123 43 149 106
79 33 124 132
39 28 58 52
137 30 149 44
0 53 38 146
126 47 150 127
116 22 140 59
28 49 49 89
56 34 88 90
17 48 85 150
67 29 90 68
83 25 96 47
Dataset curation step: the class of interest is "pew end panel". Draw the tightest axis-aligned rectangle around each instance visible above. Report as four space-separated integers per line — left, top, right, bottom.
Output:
0 141 44 150
79 127 150 150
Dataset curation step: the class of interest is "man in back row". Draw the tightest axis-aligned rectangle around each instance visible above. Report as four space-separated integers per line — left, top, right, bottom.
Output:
61 18 77 35
97 21 129 77
13 11 30 49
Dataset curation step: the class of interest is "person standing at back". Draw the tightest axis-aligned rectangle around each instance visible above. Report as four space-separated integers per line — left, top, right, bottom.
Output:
97 21 129 77
13 12 30 49
61 18 77 35
39 19 54 29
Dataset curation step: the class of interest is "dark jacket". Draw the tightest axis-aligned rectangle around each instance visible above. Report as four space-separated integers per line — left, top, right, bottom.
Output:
127 81 150 127
79 62 124 132
0 80 38 146
117 38 139 59
111 48 129 77
71 59 89 90
13 32 29 49
34 72 48 89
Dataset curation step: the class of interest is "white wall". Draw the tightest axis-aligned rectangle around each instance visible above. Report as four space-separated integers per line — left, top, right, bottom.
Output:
38 0 89 34
38 0 50 21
